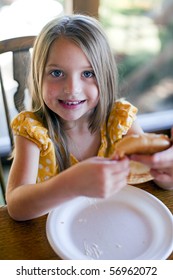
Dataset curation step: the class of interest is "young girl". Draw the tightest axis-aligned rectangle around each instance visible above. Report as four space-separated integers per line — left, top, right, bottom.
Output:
6 14 172 221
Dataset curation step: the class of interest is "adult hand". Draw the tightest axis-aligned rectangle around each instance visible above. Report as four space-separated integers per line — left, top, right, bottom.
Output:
130 129 173 189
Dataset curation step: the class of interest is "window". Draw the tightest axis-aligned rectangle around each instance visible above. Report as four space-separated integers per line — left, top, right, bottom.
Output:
100 0 173 131
0 0 63 39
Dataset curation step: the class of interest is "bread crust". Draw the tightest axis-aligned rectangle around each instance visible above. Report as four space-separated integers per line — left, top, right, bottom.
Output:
114 133 171 158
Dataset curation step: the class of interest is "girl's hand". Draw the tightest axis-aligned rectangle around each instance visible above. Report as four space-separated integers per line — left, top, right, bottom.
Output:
129 129 173 190
67 156 130 199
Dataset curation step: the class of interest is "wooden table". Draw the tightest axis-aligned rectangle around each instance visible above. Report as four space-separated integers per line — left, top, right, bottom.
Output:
0 181 173 260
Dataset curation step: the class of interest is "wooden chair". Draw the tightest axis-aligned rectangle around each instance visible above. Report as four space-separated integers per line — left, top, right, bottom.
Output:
0 36 36 203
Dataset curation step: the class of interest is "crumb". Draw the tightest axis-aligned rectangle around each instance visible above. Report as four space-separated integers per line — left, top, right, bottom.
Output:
83 241 103 259
78 218 87 223
115 243 122 249
86 198 98 209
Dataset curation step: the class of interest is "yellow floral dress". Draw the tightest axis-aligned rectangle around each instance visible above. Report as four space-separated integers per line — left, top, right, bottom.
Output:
11 100 137 183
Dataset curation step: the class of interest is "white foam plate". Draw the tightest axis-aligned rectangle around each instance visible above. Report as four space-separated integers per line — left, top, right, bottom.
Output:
46 185 173 260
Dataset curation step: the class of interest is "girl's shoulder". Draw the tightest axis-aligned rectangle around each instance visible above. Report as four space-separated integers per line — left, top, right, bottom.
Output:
109 99 138 121
107 99 138 140
11 111 44 131
111 99 138 116
11 111 51 154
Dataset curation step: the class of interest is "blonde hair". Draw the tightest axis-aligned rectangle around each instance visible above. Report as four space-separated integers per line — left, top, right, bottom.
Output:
29 14 118 171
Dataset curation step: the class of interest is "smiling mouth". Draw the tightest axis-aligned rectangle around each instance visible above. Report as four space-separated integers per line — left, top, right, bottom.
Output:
59 100 86 106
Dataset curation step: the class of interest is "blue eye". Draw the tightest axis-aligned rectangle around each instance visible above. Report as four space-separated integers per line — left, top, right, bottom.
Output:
51 70 63 77
83 71 95 78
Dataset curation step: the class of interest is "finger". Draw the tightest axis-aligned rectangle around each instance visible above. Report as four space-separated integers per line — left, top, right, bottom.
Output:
95 156 129 169
111 152 121 160
112 178 128 194
111 168 130 182
150 168 173 182
152 172 173 183
130 150 173 168
108 177 128 196
153 146 173 161
109 159 130 174
129 154 155 167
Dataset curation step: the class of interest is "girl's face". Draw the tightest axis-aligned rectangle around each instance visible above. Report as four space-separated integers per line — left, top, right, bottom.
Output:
42 37 99 126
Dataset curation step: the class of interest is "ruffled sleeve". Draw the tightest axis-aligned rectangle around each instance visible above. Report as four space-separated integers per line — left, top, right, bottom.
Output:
11 111 52 156
107 99 138 145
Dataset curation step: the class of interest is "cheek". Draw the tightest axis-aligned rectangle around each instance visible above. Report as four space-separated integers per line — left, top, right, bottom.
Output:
93 92 99 105
91 85 99 103
42 82 58 103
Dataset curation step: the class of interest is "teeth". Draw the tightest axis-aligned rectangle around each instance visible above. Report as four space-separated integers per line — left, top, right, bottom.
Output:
64 101 81 105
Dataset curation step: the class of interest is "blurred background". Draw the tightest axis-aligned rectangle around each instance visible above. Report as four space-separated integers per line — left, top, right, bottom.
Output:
99 0 173 115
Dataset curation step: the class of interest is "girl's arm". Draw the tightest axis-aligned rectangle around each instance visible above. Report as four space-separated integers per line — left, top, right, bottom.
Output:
6 135 80 220
6 135 130 221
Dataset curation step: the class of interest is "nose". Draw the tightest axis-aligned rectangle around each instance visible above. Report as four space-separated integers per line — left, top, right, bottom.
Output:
63 75 81 96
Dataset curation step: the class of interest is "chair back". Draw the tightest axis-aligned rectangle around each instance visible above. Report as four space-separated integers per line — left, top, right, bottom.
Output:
0 36 36 203
0 36 36 151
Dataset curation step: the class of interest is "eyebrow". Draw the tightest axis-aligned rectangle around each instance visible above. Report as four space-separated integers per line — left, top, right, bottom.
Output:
46 63 93 69
46 64 61 68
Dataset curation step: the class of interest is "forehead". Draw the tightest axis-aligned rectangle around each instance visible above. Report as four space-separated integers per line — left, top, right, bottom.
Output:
46 37 90 66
